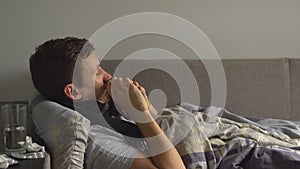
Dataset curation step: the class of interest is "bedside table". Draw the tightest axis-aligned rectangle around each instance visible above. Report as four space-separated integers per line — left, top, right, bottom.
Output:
7 158 48 169
0 101 51 169
0 134 50 169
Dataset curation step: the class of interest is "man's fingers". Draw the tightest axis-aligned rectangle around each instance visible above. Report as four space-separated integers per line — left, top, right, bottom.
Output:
111 77 130 90
133 81 139 86
132 81 146 93
111 77 148 101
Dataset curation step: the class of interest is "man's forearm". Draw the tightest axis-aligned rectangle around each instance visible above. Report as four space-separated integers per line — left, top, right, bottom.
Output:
137 117 185 169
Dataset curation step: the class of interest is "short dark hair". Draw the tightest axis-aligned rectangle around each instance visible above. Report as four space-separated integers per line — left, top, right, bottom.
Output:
29 37 95 105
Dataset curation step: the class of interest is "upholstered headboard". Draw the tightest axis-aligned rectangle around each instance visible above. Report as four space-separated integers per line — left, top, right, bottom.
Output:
101 58 300 121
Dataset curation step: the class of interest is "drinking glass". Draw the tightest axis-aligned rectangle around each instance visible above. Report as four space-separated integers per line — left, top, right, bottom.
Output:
1 104 27 154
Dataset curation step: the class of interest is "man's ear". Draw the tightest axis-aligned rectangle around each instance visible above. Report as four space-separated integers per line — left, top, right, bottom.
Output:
64 84 82 100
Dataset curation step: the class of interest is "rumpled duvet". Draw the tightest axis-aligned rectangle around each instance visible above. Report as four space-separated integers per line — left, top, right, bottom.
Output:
155 103 300 169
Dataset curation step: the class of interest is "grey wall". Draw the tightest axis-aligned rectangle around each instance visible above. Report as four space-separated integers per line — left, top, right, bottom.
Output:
1 0 300 101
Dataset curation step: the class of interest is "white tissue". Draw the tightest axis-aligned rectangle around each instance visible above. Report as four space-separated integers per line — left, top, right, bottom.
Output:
0 154 18 169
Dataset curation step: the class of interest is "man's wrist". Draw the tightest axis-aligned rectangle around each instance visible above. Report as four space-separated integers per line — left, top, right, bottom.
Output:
136 120 163 137
128 109 155 124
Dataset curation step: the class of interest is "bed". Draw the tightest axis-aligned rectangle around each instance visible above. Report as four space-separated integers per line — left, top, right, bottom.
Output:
27 58 300 169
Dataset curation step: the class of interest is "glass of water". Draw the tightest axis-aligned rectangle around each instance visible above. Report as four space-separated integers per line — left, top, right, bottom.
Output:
1 104 27 154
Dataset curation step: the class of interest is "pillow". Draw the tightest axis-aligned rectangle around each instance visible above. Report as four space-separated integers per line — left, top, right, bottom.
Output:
29 96 90 169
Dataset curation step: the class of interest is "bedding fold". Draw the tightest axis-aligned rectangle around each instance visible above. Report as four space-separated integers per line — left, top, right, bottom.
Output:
155 104 300 169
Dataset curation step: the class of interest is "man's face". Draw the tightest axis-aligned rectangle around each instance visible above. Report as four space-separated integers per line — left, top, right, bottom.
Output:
77 52 112 102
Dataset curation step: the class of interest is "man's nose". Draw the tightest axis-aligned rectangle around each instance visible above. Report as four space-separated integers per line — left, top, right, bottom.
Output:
104 72 112 82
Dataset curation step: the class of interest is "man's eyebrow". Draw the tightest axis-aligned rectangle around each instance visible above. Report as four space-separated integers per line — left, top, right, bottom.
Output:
96 63 101 68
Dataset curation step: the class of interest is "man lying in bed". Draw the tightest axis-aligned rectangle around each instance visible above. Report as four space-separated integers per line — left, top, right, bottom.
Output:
29 37 185 169
30 37 300 169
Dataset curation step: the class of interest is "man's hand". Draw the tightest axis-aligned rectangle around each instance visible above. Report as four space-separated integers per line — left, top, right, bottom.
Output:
108 77 153 123
129 80 149 112
107 77 186 169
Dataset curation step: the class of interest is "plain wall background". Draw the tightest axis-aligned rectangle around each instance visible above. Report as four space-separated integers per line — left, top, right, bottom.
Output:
1 0 300 101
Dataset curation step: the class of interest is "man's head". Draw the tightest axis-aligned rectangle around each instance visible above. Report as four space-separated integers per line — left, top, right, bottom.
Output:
30 37 112 105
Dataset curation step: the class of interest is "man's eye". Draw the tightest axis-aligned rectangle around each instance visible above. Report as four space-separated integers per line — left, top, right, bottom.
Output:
96 70 101 75
96 66 101 75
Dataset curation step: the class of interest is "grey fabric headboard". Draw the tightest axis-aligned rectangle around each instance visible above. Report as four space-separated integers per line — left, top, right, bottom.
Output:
101 58 300 121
